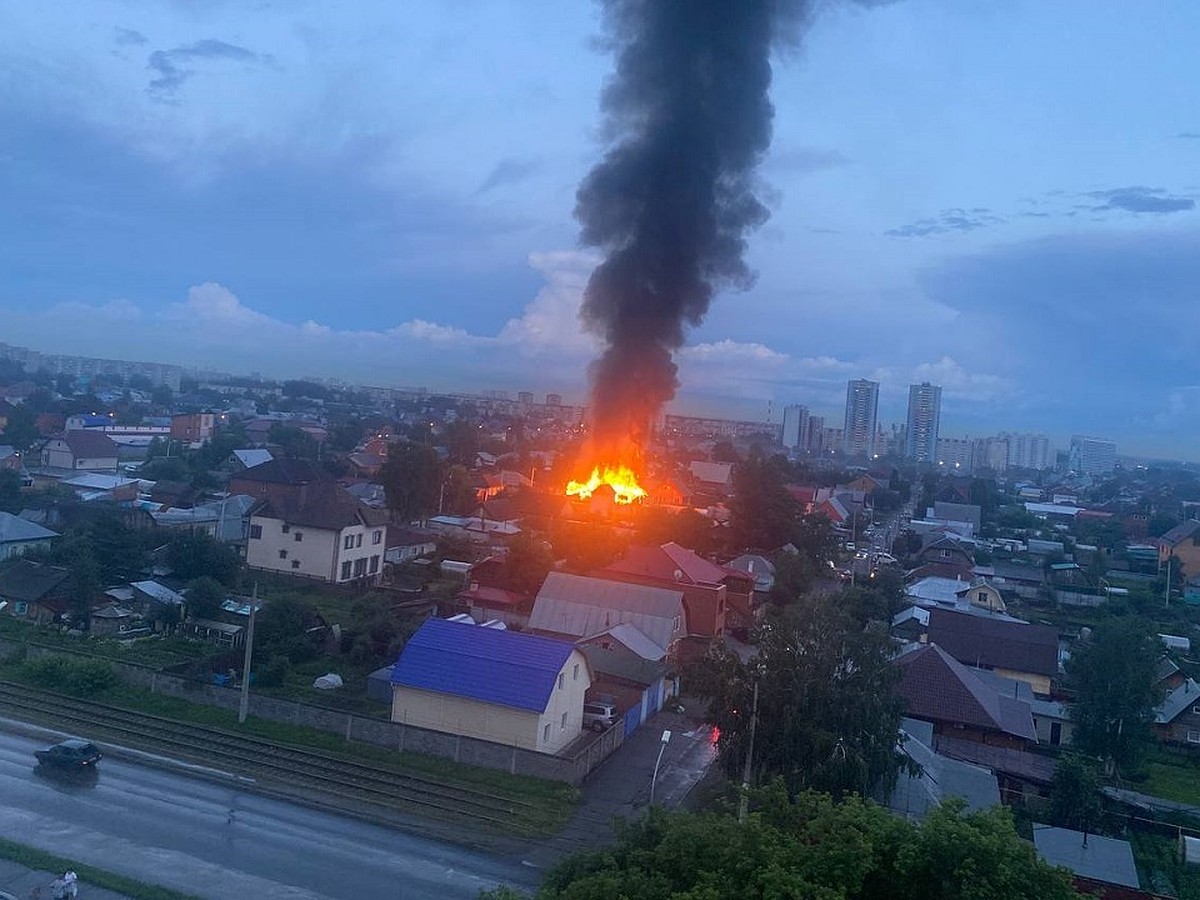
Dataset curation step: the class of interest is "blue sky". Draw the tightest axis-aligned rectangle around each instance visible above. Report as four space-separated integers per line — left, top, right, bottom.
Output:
2 1 1199 458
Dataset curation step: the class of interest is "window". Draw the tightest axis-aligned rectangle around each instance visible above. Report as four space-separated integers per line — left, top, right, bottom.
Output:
673 615 681 632
340 561 352 580
294 532 303 542
543 724 551 743
1193 706 1200 716
14 601 27 615
278 549 288 560
561 711 568 729
282 523 290 534
369 555 379 574
1189 731 1200 744
557 673 564 689
373 529 382 545
573 664 579 681
978 592 988 605
356 533 363 548
291 560 300 570
353 557 367 577
344 535 354 550
249 525 262 539
940 549 951 559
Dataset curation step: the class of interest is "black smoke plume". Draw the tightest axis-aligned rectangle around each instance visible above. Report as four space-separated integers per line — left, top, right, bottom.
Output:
576 0 809 453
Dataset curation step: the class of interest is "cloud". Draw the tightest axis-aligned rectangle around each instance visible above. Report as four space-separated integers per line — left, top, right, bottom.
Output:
1087 186 1194 214
114 28 147 47
474 157 542 195
885 207 1005 238
766 146 849 174
1176 132 1200 140
147 39 273 102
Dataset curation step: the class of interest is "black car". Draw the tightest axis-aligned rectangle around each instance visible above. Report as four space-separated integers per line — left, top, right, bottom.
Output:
35 739 102 769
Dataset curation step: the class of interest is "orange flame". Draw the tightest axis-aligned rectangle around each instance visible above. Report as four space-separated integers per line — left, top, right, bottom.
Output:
565 463 647 505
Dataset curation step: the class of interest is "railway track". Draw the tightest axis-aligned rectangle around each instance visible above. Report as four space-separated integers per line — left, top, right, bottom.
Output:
0 680 547 835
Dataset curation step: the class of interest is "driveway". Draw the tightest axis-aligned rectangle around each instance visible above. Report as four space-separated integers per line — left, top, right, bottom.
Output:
524 699 717 869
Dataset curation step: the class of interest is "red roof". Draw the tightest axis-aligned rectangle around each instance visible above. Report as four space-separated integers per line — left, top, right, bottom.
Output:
603 542 727 586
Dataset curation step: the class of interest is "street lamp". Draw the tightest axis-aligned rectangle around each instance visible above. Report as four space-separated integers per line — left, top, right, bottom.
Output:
649 729 672 805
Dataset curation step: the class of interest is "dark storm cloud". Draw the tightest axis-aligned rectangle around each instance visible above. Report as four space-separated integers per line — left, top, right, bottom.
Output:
1088 186 1195 213
473 157 542 196
885 207 1004 237
114 27 147 46
147 39 273 102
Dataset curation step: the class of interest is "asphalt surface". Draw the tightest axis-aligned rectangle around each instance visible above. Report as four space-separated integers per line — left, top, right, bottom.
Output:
0 728 539 900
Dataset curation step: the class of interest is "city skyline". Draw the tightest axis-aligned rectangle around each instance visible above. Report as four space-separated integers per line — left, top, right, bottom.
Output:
3 3 1200 458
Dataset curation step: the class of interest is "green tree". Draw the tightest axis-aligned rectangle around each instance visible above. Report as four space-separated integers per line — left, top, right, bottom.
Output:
730 451 799 550
1068 617 1161 773
166 532 240 585
327 420 365 453
1049 754 1103 834
255 596 321 663
66 544 102 630
636 507 713 553
268 424 318 460
441 463 477 515
379 441 442 523
690 598 905 800
186 576 227 620
497 788 1078 900
150 384 173 407
1 403 40 451
503 533 555 594
442 419 481 466
0 469 21 513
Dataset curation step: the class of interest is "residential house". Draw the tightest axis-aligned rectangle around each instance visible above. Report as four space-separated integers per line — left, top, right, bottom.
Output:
128 580 186 627
89 604 144 637
170 413 215 445
1159 519 1200 580
724 554 776 594
577 622 673 737
246 483 390 583
228 457 331 505
0 560 72 624
990 560 1047 601
894 643 1037 750
932 501 983 533
905 576 1009 617
530 572 685 658
148 480 196 509
384 527 439 564
455 583 531 630
910 536 976 581
884 717 1000 820
688 460 734 494
1155 656 1187 694
227 448 274 472
40 431 119 471
390 617 592 754
0 445 20 471
0 511 57 560
925 607 1059 695
1154 678 1200 746
593 542 729 639
1032 826 1140 892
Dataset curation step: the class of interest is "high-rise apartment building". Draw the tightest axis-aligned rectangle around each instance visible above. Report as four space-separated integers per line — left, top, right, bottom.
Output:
1004 433 1053 470
842 379 880 457
935 437 974 470
904 382 942 462
781 404 810 451
1069 436 1117 476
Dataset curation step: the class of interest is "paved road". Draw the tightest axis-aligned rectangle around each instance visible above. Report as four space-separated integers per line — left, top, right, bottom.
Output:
0 728 539 900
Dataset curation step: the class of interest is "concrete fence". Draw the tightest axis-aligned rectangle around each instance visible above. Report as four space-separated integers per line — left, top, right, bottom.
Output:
0 636 623 784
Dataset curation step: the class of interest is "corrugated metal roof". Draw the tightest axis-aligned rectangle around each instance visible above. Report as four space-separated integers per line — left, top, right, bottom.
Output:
131 580 185 606
530 572 683 651
1156 678 1200 724
391 617 579 712
0 511 57 543
1033 825 1139 888
601 623 666 661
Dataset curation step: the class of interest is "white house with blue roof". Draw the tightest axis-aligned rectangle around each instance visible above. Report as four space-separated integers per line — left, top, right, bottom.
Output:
390 618 593 754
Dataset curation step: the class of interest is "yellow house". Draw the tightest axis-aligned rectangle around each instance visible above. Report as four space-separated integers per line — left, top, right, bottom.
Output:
391 618 592 754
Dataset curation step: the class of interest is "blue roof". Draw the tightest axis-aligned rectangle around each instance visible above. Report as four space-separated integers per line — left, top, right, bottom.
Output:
391 618 578 712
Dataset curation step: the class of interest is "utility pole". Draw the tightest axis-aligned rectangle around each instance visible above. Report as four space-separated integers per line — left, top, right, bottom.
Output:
1165 555 1172 607
738 677 760 824
238 583 259 725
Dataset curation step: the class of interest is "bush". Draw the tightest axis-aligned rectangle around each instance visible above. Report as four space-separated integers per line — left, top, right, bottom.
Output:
257 654 292 688
24 656 118 696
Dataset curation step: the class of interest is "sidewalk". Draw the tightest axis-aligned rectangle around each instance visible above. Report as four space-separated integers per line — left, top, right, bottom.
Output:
523 699 717 869
0 859 133 900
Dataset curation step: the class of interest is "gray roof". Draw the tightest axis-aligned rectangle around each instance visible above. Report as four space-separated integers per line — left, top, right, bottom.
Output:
530 572 684 652
0 511 57 544
131 580 185 606
1156 678 1200 724
232 448 274 469
1032 825 1139 888
887 719 1000 819
600 623 666 661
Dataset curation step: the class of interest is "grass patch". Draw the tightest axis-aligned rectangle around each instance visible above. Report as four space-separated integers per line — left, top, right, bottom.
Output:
0 836 199 900
0 662 579 836
1141 755 1200 806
